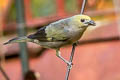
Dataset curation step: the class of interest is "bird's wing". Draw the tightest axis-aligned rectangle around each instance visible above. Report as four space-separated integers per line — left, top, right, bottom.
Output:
28 19 70 42
28 26 48 41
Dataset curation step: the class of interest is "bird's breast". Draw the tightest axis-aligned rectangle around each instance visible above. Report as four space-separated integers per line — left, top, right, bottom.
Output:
68 27 86 43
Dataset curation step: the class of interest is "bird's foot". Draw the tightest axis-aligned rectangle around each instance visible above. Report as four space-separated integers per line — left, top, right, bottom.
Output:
66 61 73 69
73 41 79 46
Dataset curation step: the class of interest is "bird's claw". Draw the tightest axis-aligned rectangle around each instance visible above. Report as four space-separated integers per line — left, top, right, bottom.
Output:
67 62 73 69
74 41 79 46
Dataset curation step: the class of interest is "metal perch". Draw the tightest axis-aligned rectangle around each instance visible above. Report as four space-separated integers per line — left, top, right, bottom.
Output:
65 0 87 80
65 43 77 80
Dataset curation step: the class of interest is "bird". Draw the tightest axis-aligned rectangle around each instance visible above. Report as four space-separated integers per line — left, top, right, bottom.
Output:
4 14 96 67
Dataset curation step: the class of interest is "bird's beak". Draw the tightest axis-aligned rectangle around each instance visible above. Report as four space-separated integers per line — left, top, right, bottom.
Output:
85 20 96 26
88 20 96 26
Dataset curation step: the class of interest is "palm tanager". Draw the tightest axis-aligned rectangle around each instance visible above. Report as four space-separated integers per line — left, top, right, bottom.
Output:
4 14 96 66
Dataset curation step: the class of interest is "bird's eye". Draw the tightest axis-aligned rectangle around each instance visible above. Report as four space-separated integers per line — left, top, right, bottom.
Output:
81 19 85 22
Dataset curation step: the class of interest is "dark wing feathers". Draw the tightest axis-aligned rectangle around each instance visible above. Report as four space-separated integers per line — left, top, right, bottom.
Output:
28 26 48 41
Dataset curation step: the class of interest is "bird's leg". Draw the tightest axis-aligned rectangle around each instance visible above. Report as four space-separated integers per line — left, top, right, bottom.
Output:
56 49 72 68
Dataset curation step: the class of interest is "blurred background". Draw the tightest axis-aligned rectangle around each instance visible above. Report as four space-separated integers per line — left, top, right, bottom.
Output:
0 0 120 80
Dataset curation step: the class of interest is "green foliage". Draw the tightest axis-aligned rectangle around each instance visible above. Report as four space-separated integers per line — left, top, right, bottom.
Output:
65 0 77 13
30 0 78 17
7 0 115 22
30 0 56 17
7 2 16 22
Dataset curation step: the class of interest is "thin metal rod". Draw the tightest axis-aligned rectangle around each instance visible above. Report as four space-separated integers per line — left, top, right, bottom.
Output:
0 65 10 80
15 0 29 77
0 58 9 80
80 0 87 14
65 43 76 80
65 0 87 80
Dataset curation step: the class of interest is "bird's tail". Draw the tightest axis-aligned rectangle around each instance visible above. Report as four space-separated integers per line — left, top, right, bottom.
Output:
3 36 32 45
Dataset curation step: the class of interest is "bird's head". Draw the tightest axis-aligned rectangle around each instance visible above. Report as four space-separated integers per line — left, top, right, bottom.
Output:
71 14 96 28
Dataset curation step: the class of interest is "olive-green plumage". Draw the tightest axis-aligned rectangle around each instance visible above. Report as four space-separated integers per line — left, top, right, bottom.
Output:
4 14 96 66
